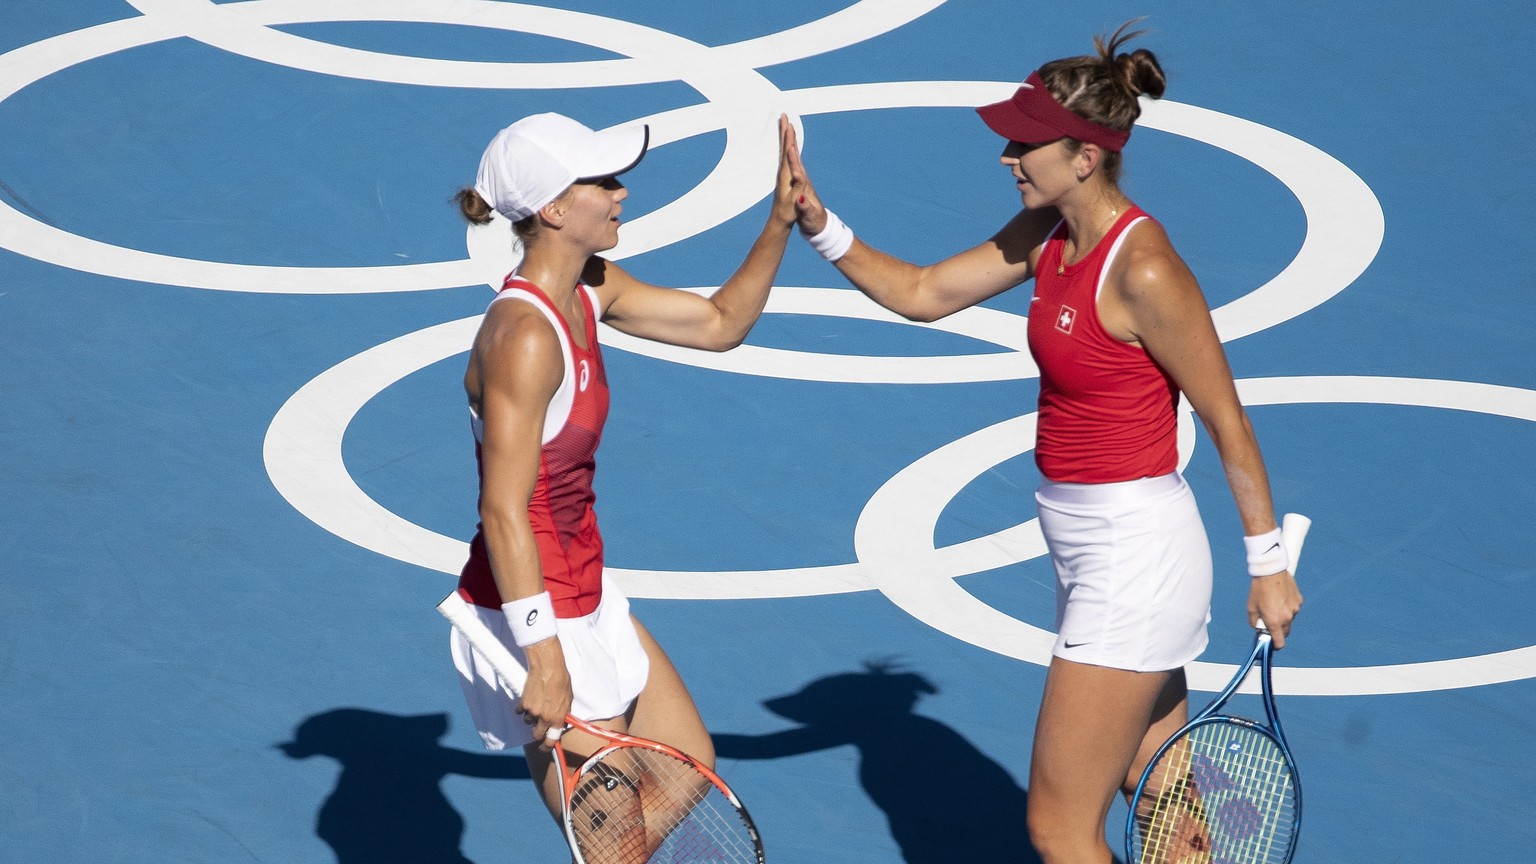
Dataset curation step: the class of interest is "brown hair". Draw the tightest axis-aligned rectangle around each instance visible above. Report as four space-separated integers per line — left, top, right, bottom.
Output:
455 187 493 225
1039 20 1166 183
455 186 540 245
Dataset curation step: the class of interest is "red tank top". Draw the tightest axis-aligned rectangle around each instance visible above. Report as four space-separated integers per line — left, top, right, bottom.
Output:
1027 206 1179 483
458 277 610 617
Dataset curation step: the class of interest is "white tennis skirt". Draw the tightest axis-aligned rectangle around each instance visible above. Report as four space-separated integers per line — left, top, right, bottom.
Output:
450 575 650 750
1035 472 1212 672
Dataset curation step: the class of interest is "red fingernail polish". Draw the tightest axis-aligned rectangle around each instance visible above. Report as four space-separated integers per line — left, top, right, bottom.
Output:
798 195 806 204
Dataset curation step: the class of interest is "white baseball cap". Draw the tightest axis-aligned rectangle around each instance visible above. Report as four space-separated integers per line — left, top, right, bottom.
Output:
473 113 649 221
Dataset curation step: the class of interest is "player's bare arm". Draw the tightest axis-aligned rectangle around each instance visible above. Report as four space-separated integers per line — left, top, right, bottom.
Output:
1105 226 1303 643
589 115 801 351
788 137 1059 322
470 305 574 737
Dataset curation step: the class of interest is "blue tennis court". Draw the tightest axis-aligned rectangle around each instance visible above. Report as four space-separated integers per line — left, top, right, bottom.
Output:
2 2 1533 861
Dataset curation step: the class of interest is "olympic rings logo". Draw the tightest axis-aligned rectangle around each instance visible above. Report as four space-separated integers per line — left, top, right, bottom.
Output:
6 0 1534 696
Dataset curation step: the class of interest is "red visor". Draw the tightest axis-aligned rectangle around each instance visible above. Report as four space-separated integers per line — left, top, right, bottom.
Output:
976 72 1131 152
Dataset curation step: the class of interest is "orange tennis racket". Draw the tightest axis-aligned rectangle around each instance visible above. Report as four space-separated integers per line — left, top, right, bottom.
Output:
439 592 765 864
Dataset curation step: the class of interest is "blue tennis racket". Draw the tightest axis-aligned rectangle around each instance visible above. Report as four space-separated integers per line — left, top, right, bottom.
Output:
1125 513 1310 864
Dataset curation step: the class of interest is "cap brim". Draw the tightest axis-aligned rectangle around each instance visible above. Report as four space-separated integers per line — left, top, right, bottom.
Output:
573 124 650 181
976 100 1063 145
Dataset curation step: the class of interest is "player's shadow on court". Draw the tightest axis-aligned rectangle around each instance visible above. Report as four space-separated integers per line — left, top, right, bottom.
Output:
713 660 1045 864
278 708 526 864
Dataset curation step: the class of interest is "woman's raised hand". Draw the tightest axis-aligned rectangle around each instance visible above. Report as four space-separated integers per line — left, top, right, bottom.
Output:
774 114 828 236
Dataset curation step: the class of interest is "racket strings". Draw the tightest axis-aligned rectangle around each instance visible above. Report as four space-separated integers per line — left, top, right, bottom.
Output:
569 746 760 863
569 762 649 862
1132 723 1297 864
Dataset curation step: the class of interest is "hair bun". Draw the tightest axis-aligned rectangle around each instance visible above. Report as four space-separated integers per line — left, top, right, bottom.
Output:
456 186 494 226
1118 47 1166 100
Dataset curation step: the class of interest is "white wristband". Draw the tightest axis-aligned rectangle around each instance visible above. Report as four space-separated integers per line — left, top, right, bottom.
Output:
1243 527 1288 578
503 593 557 647
806 209 854 262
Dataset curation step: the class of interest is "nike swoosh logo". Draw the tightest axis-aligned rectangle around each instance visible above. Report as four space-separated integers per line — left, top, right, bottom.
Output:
1063 640 1091 649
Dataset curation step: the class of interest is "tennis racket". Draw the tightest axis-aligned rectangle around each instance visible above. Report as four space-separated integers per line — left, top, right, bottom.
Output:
1125 512 1310 864
438 592 765 864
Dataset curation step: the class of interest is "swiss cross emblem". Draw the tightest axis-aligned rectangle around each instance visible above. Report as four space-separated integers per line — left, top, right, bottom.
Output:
1055 304 1077 334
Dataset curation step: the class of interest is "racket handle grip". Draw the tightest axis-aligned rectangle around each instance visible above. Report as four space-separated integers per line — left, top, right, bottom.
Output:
438 591 531 696
1281 512 1310 575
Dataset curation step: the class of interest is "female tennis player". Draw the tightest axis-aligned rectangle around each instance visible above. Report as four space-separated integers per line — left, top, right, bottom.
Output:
449 112 802 827
787 25 1303 864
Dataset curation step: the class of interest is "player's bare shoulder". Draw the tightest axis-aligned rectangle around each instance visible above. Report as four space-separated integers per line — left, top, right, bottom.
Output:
1112 221 1206 314
469 296 563 402
580 255 639 312
1100 219 1205 342
478 295 557 356
1117 219 1196 296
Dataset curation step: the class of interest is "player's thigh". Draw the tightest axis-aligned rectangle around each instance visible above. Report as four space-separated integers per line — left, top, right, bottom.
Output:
1123 668 1189 795
1030 658 1174 824
623 615 714 767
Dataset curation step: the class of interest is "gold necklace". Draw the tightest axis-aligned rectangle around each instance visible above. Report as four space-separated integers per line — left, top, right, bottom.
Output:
1057 205 1123 276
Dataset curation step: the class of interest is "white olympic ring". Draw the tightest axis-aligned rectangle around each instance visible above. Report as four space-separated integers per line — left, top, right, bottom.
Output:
125 0 948 90
854 376 1536 697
